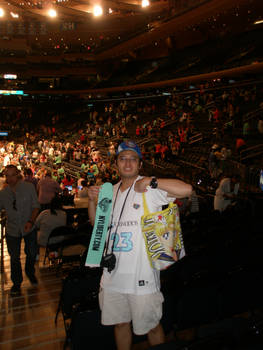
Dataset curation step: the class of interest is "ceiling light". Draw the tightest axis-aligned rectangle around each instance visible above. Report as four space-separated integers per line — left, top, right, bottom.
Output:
93 5 103 17
10 12 19 18
0 8 5 17
141 0 149 8
4 74 17 80
254 19 263 25
48 9 57 18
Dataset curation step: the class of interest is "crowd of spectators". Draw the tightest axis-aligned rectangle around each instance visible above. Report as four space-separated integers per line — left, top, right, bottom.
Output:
0 79 262 299
0 138 119 197
0 80 262 205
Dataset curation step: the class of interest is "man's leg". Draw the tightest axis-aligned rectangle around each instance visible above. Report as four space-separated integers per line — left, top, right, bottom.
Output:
147 323 165 347
5 234 23 287
24 230 38 283
114 322 132 350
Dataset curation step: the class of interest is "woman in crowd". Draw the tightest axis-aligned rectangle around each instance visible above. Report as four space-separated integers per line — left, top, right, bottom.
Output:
35 195 67 247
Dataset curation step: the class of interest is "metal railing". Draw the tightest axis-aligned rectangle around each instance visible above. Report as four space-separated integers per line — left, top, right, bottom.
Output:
189 132 203 145
240 144 263 162
243 107 263 123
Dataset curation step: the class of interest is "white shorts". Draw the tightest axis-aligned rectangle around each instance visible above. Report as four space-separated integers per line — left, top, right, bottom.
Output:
99 289 164 335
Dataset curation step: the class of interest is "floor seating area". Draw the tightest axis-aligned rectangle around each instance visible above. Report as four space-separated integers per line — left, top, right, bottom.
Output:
157 198 263 350
0 76 262 350
2 195 262 349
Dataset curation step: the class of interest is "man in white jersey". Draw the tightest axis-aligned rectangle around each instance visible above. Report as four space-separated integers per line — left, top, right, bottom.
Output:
87 140 192 350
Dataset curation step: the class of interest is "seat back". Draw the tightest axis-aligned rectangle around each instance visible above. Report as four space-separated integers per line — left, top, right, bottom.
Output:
44 225 75 264
57 233 89 272
48 225 75 239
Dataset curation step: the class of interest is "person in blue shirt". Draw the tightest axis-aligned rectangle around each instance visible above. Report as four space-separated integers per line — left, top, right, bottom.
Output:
0 165 40 296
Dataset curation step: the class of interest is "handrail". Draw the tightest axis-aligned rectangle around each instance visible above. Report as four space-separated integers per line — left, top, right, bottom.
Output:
243 107 263 123
189 132 203 145
178 159 206 171
0 210 7 274
240 144 263 161
241 149 263 162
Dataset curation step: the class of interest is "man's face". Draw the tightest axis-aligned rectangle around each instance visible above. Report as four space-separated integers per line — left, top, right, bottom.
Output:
116 150 141 179
5 168 20 187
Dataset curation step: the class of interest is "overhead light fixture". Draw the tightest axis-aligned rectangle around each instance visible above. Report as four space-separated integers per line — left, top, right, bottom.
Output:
48 9 57 18
0 90 24 95
4 74 17 79
10 12 19 18
254 19 263 25
93 5 103 17
0 8 5 17
141 0 149 8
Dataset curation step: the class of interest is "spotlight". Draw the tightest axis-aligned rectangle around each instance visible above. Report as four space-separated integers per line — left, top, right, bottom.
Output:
141 0 149 8
93 5 103 17
10 12 19 18
48 9 57 18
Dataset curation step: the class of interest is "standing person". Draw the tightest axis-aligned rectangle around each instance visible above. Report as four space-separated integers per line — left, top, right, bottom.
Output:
214 174 240 212
37 170 61 210
23 167 38 190
0 165 40 296
87 140 192 350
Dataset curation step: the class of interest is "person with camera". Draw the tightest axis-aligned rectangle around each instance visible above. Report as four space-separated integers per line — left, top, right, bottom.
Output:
87 140 192 350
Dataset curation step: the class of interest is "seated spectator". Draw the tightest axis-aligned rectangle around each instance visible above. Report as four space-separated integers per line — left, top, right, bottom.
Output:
23 168 38 190
35 195 67 247
74 180 89 208
90 162 99 176
57 164 65 182
78 180 89 198
77 172 87 188
87 168 96 183
236 136 246 155
80 159 89 173
52 169 59 182
61 187 75 206
209 145 220 178
61 174 74 189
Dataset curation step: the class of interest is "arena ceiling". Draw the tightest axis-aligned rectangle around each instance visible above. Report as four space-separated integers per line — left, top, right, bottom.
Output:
0 0 262 81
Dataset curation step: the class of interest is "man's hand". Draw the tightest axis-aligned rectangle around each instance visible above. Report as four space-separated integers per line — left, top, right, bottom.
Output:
87 185 101 202
87 185 101 226
134 177 151 193
24 221 33 233
223 193 235 200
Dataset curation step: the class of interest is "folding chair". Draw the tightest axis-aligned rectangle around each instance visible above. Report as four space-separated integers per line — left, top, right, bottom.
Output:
43 225 75 265
56 233 91 273
54 267 106 349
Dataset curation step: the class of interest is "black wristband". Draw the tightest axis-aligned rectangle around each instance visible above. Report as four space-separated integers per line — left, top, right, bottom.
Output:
150 177 158 189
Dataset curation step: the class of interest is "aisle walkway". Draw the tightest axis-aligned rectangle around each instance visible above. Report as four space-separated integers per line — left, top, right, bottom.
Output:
0 243 67 350
0 242 151 350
